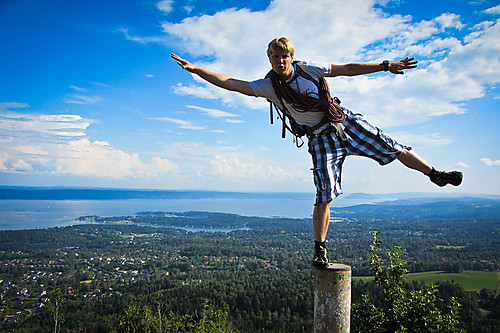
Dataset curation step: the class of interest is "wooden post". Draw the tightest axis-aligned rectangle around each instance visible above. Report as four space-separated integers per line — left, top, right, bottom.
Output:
314 264 351 333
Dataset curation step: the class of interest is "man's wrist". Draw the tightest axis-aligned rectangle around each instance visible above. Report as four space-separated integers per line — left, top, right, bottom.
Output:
381 60 390 71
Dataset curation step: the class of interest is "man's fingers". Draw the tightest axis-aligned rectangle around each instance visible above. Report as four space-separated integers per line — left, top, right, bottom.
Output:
171 53 182 60
171 53 185 64
402 57 418 67
171 53 189 69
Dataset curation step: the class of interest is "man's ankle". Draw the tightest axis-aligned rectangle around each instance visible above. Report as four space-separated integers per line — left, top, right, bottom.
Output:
315 240 326 248
426 167 437 177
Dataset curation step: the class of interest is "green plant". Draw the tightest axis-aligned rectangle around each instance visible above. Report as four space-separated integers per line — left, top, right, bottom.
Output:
115 299 238 333
352 231 463 333
44 288 65 333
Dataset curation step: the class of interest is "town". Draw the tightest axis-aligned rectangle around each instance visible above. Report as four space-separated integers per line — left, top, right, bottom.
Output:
0 207 499 332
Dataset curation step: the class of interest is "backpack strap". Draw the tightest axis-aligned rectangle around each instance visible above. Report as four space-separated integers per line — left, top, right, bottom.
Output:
293 63 319 89
265 64 341 146
268 97 305 147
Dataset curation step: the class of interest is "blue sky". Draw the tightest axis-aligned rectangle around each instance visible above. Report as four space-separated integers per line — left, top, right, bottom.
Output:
1 0 499 196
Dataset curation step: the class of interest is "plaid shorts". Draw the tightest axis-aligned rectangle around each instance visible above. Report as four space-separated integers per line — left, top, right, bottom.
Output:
308 108 404 205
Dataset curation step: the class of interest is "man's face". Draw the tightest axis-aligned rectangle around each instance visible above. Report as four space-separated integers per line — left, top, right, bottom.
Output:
269 48 293 80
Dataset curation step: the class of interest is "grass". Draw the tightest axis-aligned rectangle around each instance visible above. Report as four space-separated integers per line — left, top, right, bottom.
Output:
354 270 499 292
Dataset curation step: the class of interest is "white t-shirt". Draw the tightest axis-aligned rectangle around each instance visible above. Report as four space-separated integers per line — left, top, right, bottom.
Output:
249 61 331 128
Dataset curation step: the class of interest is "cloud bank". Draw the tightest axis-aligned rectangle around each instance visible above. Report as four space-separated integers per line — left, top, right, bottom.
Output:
162 0 500 127
0 104 179 179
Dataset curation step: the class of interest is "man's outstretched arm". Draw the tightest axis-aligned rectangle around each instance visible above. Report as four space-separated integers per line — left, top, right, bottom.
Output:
171 53 256 97
328 57 418 77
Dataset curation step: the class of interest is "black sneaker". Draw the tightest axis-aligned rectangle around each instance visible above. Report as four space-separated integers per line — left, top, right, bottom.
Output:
312 244 328 269
428 169 463 187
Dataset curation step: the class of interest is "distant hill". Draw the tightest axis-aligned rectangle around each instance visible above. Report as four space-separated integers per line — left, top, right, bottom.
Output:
1 186 498 202
74 199 500 228
344 192 379 200
0 186 311 201
1 187 499 222
331 197 500 221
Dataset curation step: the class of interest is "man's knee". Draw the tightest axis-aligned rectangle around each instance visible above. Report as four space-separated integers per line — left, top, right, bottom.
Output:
397 146 411 159
316 202 330 211
314 201 331 217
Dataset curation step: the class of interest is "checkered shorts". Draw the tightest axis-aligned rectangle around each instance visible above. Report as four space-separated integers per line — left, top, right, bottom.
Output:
308 108 404 205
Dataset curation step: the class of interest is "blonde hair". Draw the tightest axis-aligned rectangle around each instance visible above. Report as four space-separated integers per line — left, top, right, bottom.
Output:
267 37 295 58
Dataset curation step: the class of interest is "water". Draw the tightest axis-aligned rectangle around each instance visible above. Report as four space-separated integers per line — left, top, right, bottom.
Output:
0 194 389 231
0 198 315 231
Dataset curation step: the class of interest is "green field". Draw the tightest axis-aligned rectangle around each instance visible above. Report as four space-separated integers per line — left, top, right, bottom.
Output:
354 270 499 292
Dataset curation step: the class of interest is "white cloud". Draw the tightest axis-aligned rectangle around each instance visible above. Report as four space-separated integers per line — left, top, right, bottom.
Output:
171 82 234 102
90 81 111 88
447 20 500 85
405 37 462 57
54 139 179 178
39 114 84 122
115 27 167 45
153 0 500 128
434 13 465 30
0 109 180 179
204 155 309 182
64 94 103 105
69 85 88 92
148 105 243 132
186 105 243 123
187 105 237 118
480 158 500 167
0 153 7 171
11 159 33 172
388 131 452 147
164 0 409 110
149 116 206 130
152 140 310 184
225 119 244 124
159 141 238 160
484 5 500 15
0 102 29 111
13 146 49 156
157 0 174 14
0 112 91 137
63 84 110 105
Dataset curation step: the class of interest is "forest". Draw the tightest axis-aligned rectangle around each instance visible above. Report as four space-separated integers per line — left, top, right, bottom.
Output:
0 202 499 332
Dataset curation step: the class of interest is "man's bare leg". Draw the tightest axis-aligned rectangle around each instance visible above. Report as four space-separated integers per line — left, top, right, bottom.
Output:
312 202 331 268
313 202 331 242
397 148 432 175
397 147 463 186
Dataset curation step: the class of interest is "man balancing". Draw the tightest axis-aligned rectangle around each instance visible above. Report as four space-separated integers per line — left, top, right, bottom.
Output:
171 37 463 269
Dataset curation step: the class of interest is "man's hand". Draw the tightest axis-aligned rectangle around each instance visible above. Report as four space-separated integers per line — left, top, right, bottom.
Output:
389 57 418 75
170 53 256 96
171 53 198 73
